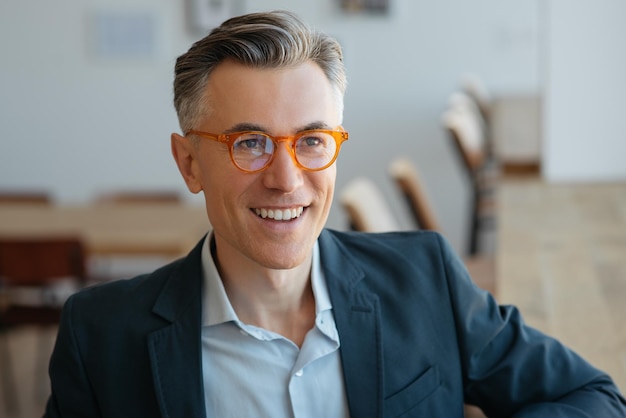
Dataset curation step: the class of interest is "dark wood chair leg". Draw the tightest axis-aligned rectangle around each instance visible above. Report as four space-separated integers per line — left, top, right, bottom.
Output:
468 183 481 256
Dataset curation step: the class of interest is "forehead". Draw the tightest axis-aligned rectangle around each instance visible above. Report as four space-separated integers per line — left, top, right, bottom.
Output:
201 60 341 132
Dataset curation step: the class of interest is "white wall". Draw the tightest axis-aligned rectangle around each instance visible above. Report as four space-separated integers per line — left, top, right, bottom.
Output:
0 0 540 253
0 0 191 200
543 0 626 182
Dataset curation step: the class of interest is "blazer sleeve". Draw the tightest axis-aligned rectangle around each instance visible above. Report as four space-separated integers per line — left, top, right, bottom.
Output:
435 234 626 417
44 295 101 418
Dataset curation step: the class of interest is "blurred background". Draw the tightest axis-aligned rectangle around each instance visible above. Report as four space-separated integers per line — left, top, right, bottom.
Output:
1 0 625 417
1 0 625 251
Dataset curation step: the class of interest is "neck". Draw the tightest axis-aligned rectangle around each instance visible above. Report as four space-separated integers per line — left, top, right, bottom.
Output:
213 240 316 347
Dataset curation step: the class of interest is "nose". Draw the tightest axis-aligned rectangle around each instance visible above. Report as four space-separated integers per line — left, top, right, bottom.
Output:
261 142 304 192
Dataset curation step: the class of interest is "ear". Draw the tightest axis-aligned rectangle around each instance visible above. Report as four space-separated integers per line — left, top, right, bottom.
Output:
171 133 202 194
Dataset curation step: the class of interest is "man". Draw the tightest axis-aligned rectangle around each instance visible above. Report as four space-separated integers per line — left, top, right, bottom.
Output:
45 10 626 418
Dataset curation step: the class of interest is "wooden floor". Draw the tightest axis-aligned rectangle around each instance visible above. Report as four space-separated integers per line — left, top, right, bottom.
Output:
497 177 626 393
0 326 56 418
1 177 626 417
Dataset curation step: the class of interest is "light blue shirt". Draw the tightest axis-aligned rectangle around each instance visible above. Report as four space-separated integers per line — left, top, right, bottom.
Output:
200 235 350 418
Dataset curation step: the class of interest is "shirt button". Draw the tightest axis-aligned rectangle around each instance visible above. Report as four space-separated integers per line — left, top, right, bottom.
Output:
295 370 304 377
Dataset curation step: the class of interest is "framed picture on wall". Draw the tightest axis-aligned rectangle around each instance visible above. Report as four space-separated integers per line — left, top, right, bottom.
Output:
186 0 232 33
340 0 390 14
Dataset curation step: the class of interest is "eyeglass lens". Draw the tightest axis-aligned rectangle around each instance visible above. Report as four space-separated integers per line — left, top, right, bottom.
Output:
231 131 338 171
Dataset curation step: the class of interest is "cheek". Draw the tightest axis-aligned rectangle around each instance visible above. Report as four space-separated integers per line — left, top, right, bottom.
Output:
200 161 257 209
312 168 336 203
197 151 232 189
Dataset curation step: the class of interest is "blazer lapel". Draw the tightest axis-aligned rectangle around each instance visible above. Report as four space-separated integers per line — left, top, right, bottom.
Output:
319 230 384 418
144 231 385 418
148 239 206 418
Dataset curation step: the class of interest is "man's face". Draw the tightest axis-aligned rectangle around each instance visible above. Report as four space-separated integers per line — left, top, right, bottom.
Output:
173 60 342 270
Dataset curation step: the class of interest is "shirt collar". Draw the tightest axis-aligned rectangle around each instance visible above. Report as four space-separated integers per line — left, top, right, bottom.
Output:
200 233 332 327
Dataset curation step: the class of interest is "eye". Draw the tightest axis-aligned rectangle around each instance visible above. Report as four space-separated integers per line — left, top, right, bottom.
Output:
302 136 322 146
297 132 328 149
233 133 269 153
240 138 260 148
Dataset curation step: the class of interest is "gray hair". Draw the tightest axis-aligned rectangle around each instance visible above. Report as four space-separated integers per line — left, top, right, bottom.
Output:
173 10 347 134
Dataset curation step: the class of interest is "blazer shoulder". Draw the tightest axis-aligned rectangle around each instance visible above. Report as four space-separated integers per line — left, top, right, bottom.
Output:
319 228 463 294
321 228 453 261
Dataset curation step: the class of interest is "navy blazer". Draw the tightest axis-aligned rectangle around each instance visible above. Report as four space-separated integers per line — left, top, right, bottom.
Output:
45 229 626 417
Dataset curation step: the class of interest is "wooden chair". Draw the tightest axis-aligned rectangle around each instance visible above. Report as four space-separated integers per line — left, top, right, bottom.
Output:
339 177 401 233
443 92 498 256
388 157 497 297
461 74 496 161
388 157 440 231
461 74 492 129
0 237 87 413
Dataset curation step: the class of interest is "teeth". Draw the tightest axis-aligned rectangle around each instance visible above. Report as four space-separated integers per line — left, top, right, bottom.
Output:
254 207 304 221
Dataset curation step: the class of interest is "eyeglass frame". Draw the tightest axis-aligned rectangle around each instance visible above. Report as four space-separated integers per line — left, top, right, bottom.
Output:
186 127 349 173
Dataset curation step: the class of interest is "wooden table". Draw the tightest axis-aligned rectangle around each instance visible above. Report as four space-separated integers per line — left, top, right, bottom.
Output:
0 203 210 258
496 177 626 393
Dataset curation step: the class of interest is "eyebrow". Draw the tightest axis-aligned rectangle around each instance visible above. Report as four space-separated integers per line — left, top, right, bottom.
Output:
224 121 333 135
224 123 265 134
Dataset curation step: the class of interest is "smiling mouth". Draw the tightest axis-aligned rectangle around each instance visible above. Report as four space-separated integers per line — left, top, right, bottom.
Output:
253 207 304 221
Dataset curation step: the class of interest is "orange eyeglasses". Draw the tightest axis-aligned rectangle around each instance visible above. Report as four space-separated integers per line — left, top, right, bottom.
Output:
186 128 349 173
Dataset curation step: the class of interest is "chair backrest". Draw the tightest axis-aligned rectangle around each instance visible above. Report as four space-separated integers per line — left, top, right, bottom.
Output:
461 73 491 125
95 190 182 205
339 177 400 233
388 157 441 231
0 237 86 287
0 191 51 205
442 92 488 175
